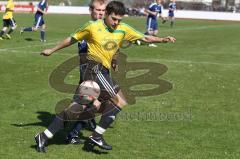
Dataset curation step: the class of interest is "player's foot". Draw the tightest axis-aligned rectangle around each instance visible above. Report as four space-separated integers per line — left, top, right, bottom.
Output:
40 39 46 42
20 28 24 35
34 133 47 153
6 34 11 39
0 37 3 40
162 19 167 24
149 43 157 47
89 135 112 150
66 134 84 144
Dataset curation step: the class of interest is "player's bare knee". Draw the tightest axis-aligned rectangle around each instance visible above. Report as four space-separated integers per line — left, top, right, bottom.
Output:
111 94 127 108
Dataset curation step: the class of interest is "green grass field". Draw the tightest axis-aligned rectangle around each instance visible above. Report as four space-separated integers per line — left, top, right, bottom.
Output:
0 13 240 159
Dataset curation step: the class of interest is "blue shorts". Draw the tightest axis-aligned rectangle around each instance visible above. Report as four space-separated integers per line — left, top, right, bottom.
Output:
3 18 16 28
168 12 174 17
34 14 44 28
146 17 158 31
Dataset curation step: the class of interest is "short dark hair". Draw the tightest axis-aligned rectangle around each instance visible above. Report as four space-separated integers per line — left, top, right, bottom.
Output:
106 1 126 16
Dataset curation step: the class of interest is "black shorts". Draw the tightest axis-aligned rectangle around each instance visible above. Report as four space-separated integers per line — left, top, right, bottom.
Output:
78 60 120 101
3 18 16 28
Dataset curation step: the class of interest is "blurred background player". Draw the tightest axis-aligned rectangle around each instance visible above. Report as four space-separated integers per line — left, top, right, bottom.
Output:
145 0 166 47
0 0 17 40
168 0 177 28
20 0 48 42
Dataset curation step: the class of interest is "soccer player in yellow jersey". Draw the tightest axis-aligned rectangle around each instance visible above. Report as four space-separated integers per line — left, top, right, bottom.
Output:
0 0 17 40
66 0 119 145
35 1 176 152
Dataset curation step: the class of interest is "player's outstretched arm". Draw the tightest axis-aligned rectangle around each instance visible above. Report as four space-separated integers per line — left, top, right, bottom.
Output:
41 37 77 56
142 35 176 43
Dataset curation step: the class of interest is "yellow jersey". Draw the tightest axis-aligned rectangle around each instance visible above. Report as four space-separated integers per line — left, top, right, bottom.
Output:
72 19 144 69
3 0 14 19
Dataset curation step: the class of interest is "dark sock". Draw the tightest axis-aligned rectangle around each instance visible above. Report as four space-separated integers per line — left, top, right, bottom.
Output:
171 21 174 27
69 121 86 137
93 104 121 137
7 29 13 34
47 115 65 136
0 30 4 37
23 27 33 32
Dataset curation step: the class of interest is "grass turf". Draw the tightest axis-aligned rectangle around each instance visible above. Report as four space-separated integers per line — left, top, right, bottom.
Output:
0 13 240 158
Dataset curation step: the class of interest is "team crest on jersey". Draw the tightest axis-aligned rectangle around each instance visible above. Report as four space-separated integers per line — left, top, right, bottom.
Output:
103 41 118 51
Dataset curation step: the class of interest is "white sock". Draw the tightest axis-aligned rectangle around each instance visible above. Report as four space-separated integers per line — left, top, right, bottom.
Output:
44 129 53 139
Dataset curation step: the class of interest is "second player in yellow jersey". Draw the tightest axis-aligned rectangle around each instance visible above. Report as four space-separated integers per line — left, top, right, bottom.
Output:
0 0 17 40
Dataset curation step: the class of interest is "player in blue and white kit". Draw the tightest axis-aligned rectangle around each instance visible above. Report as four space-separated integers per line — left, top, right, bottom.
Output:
168 0 177 28
20 0 48 42
145 0 166 47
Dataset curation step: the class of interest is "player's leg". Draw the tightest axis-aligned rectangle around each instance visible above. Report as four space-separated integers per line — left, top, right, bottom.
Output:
35 101 87 152
0 19 8 39
66 121 87 144
147 19 158 47
66 86 87 144
170 16 175 28
66 62 97 144
6 18 17 39
66 111 97 144
20 15 40 34
40 22 46 42
90 99 122 149
145 17 153 36
66 84 96 144
83 64 126 150
0 27 7 40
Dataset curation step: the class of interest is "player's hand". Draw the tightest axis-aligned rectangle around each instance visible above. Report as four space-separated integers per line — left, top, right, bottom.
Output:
163 36 176 43
93 99 101 110
40 49 53 56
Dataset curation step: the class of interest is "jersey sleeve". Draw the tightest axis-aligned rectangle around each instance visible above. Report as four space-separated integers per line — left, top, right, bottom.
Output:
38 1 47 10
159 5 163 13
71 22 92 41
121 23 144 42
148 3 154 10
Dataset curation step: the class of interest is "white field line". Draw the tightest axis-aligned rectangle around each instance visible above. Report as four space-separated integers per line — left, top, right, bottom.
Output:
1 46 239 66
1 41 58 51
161 24 240 32
130 58 240 66
0 24 239 65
